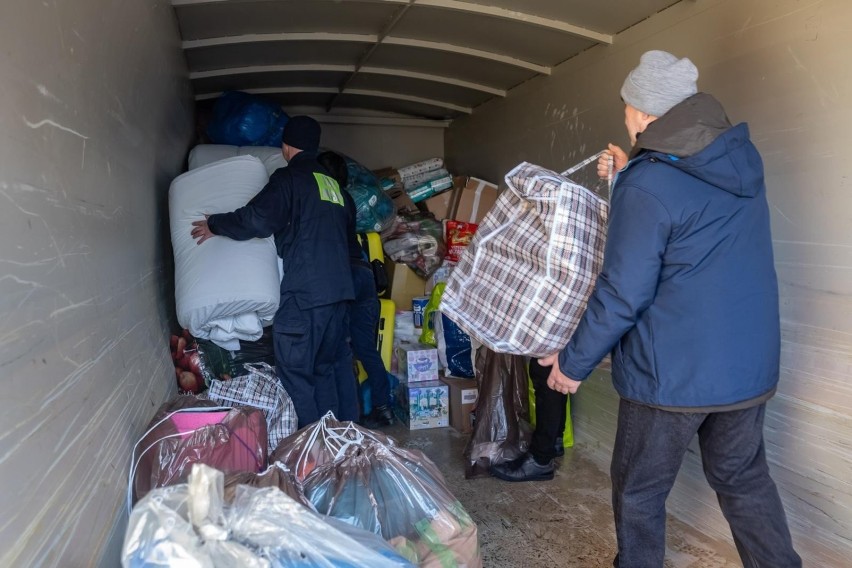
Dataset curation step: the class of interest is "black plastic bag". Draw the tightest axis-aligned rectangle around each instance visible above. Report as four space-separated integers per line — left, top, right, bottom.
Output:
463 347 532 478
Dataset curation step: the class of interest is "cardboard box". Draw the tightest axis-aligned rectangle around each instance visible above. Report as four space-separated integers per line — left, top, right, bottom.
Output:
373 167 402 186
395 379 449 430
441 376 478 433
385 186 418 214
449 176 500 224
384 260 426 312
421 188 455 219
407 175 454 203
396 342 439 383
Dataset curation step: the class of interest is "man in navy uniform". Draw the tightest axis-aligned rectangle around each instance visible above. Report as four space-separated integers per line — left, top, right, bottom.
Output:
191 116 358 428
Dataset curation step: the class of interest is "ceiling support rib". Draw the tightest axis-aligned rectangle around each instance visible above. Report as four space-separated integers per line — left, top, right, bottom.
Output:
190 64 506 97
196 87 472 114
327 0 416 112
182 32 377 50
383 36 550 74
189 64 354 80
412 0 612 43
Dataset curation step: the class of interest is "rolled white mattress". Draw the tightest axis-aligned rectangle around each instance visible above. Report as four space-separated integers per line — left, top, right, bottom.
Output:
169 155 280 350
187 144 287 177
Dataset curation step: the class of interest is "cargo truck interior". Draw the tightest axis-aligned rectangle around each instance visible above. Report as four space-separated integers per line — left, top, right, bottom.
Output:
1 0 849 565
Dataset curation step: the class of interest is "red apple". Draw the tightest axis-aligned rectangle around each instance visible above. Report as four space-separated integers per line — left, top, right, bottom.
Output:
178 371 200 393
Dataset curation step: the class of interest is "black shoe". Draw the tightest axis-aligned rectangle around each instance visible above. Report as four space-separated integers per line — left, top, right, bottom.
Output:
490 452 555 482
555 442 564 457
362 404 394 429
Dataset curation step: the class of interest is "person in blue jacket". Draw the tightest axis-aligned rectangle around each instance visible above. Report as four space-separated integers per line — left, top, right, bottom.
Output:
317 150 394 428
190 116 359 428
535 51 801 567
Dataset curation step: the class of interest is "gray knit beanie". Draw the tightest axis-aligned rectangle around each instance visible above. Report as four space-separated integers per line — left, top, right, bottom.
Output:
620 50 698 117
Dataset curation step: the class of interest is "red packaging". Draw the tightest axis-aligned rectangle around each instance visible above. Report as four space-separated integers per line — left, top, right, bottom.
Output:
445 220 478 263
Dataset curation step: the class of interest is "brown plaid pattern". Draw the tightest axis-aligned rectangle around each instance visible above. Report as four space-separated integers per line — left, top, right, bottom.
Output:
441 162 609 357
206 362 297 453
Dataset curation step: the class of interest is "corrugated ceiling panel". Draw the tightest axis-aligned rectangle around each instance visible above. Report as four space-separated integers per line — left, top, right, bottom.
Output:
459 0 681 33
184 41 371 71
192 70 350 96
396 6 594 67
347 73 494 107
175 0 395 39
368 43 536 90
334 92 455 120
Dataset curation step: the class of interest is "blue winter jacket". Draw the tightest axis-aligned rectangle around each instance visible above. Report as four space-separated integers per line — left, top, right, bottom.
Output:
558 93 780 409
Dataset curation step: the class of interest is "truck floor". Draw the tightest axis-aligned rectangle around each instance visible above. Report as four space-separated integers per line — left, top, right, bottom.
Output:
386 424 741 567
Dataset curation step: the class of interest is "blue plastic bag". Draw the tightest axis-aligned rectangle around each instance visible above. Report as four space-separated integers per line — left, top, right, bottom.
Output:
207 91 289 147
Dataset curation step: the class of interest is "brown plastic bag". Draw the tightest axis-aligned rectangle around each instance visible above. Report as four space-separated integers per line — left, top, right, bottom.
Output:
463 347 532 478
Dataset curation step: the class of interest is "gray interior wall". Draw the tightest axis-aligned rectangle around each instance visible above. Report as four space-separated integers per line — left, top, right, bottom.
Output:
0 0 194 565
446 0 852 564
321 122 445 170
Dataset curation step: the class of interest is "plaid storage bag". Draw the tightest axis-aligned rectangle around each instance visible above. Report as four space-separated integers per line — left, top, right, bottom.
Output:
205 362 297 454
441 156 609 357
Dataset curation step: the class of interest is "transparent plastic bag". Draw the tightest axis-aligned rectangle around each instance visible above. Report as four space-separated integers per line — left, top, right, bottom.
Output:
122 464 414 568
270 412 396 481
128 396 267 507
304 441 482 567
381 212 446 279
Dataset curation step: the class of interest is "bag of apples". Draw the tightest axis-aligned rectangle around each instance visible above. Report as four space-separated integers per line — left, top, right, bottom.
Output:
170 329 207 394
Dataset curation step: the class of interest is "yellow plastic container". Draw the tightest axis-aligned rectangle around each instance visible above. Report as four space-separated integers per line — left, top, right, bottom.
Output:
357 232 384 263
528 372 574 449
357 298 395 383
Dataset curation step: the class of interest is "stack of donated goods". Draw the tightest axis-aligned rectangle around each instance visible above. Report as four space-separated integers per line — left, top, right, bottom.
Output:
142 91 481 567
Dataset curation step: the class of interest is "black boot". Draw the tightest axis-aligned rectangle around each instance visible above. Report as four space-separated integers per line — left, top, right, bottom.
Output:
362 404 394 429
490 452 555 482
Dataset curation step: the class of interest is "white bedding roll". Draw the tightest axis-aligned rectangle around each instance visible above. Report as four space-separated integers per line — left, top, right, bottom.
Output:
188 144 287 177
169 155 280 350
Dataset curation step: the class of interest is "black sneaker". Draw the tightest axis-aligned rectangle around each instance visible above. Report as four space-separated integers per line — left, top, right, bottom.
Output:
555 441 564 457
362 404 394 429
490 452 555 482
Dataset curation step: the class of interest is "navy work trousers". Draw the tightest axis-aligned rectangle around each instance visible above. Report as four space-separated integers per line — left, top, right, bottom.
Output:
350 263 390 409
274 297 359 428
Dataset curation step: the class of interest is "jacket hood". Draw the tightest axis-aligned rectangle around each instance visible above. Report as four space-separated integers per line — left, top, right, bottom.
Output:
631 93 765 197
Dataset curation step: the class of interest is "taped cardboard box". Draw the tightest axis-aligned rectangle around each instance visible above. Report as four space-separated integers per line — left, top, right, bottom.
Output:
421 188 455 219
441 376 478 434
449 176 499 224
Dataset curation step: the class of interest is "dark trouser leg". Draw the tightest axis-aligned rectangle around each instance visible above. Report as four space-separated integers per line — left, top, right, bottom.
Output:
349 265 389 407
328 301 359 422
611 399 705 568
697 404 801 568
274 297 323 428
528 358 568 463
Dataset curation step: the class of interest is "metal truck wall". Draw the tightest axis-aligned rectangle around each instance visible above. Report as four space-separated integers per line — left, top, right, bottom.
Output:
0 0 194 565
446 0 852 564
